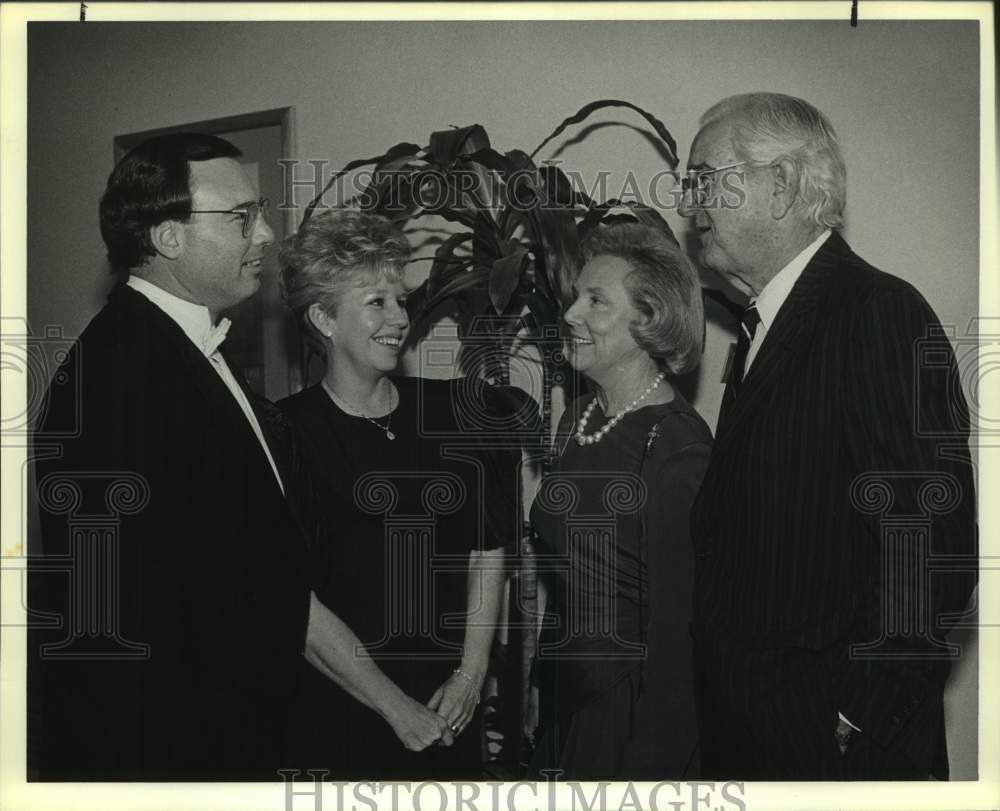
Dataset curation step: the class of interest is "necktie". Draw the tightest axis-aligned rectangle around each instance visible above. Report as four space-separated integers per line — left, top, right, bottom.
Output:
202 317 232 357
731 304 761 390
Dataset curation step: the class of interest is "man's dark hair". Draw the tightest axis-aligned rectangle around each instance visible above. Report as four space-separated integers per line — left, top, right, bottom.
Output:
99 133 242 274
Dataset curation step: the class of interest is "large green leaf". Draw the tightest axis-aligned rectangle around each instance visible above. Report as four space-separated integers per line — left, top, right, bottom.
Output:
463 147 514 176
503 208 553 304
459 148 525 214
500 311 527 336
532 166 587 307
536 206 580 307
420 195 480 229
530 100 678 167
489 245 528 315
462 148 535 194
539 164 593 209
384 173 431 223
419 267 491 317
355 172 419 221
375 150 426 174
367 152 431 220
524 290 559 329
506 170 539 213
505 149 535 173
413 167 497 229
302 141 421 223
523 291 563 346
426 232 474 299
452 157 500 215
429 124 491 169
472 213 502 272
404 278 430 324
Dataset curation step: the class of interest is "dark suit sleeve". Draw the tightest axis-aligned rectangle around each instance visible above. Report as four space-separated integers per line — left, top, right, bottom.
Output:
622 437 711 777
254 396 325 581
31 337 196 776
837 285 977 750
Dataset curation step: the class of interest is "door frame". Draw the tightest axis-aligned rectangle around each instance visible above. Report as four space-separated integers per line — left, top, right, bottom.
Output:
112 108 303 394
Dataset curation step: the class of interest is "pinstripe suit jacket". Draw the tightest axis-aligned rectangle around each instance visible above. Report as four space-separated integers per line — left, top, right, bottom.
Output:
690 233 976 779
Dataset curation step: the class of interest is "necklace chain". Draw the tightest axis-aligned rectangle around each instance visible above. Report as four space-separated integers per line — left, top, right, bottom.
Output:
574 372 666 446
322 380 397 440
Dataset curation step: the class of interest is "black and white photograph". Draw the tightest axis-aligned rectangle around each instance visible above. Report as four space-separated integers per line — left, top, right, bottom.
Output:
1 2 996 810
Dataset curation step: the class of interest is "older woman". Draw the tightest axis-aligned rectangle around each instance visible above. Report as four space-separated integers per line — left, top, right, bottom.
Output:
278 208 513 779
530 220 712 779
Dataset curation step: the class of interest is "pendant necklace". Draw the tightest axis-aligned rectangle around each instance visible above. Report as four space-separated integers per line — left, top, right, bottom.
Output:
322 379 397 440
574 371 666 446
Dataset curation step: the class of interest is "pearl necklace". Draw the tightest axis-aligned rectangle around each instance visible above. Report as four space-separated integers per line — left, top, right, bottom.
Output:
574 372 666 446
322 380 397 440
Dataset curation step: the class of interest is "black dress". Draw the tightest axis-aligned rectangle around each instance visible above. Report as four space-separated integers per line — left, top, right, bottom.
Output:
279 376 518 779
530 391 712 779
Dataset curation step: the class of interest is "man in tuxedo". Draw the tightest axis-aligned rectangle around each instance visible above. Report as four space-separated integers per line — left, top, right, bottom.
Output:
29 133 452 780
680 93 976 779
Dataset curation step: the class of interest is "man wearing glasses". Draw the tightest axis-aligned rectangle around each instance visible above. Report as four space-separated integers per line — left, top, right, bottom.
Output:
680 94 976 780
29 133 442 779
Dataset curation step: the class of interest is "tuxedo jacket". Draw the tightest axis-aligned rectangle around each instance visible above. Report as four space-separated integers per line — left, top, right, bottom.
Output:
690 233 977 778
29 283 311 780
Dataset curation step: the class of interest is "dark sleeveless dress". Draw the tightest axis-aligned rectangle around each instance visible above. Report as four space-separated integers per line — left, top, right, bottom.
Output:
530 391 712 779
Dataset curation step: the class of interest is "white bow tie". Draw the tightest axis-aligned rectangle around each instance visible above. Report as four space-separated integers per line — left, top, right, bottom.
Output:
202 317 232 357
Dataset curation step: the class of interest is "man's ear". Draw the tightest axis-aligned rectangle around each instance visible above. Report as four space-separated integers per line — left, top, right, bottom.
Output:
769 158 799 220
307 303 333 339
149 220 183 260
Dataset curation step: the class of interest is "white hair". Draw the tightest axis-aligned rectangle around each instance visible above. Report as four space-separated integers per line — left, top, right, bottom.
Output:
701 93 847 229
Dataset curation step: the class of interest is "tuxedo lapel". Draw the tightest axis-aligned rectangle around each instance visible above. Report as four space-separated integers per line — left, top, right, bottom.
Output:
219 347 294 487
712 233 849 456
111 284 227 407
111 285 284 486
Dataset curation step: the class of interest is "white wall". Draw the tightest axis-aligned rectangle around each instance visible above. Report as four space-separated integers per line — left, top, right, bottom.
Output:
26 20 981 420
24 19 981 777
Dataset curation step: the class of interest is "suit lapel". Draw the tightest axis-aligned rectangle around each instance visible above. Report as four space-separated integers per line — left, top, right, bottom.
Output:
219 347 295 487
112 284 227 408
111 285 285 485
712 233 850 456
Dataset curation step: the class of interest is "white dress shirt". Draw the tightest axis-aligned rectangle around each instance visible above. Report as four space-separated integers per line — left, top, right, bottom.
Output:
126 276 284 493
744 229 832 374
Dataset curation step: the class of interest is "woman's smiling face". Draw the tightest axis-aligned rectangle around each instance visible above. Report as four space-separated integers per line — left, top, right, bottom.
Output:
325 272 410 378
562 254 646 383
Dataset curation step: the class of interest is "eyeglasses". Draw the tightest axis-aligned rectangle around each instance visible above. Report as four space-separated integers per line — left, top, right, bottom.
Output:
681 162 749 204
188 197 270 238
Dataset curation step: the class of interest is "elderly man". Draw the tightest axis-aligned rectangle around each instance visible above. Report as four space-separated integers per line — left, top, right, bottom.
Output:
680 93 976 780
29 133 452 780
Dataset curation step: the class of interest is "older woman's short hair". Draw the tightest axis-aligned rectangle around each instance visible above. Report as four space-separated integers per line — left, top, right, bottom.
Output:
579 221 704 375
280 208 410 351
700 92 847 230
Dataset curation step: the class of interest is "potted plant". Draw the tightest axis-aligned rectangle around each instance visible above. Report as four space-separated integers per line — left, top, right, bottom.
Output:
300 100 687 773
